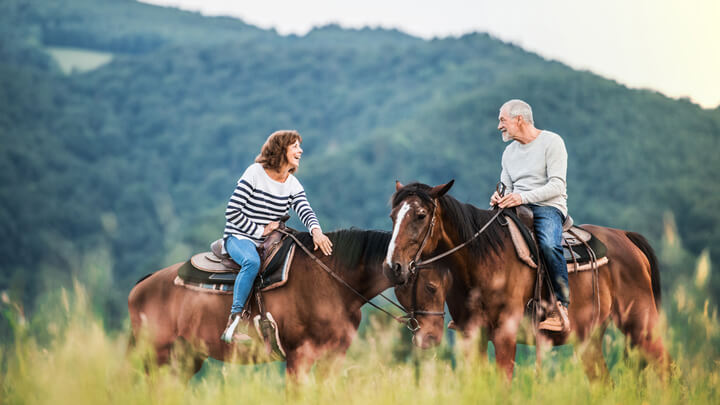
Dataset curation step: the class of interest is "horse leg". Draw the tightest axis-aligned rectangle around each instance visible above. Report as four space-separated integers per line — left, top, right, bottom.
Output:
576 321 610 383
614 300 670 377
285 341 321 385
492 312 522 380
168 337 207 382
313 350 347 381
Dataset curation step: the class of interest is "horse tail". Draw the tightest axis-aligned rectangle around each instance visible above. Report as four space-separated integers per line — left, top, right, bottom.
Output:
625 231 661 308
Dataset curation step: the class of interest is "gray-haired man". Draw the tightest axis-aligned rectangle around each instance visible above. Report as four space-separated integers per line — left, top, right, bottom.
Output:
490 99 571 332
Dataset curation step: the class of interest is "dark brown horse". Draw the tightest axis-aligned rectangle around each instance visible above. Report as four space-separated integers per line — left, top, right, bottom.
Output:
385 181 669 380
128 229 429 381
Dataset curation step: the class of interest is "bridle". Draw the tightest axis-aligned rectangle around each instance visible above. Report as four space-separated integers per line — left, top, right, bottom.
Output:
403 264 446 332
402 194 505 276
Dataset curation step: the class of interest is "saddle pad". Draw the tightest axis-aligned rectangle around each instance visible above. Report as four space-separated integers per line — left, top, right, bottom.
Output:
177 237 296 291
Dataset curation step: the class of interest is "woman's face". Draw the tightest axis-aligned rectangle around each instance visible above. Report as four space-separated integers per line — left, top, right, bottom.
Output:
286 140 303 170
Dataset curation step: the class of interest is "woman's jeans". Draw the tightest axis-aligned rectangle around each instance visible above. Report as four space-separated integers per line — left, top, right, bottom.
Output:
225 236 261 314
528 204 570 308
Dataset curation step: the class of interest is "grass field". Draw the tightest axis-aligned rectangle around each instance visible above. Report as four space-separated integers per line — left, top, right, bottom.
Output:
45 47 114 74
1 244 718 404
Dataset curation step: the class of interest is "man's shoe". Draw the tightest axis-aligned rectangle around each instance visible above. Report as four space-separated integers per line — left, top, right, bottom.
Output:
539 302 570 333
220 313 253 344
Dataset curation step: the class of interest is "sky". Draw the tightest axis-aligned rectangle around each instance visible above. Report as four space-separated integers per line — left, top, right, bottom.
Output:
141 0 720 109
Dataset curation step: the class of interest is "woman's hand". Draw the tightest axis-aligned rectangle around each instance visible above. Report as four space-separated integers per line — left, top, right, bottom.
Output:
262 221 280 236
311 228 333 256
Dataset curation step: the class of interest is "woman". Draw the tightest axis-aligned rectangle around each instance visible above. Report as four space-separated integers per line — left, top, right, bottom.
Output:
220 130 333 344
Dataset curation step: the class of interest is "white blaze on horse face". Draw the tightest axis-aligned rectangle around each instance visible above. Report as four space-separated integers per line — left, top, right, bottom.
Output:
386 202 411 267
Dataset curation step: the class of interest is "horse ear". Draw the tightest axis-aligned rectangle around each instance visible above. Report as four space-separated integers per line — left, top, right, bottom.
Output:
429 180 454 198
395 180 404 191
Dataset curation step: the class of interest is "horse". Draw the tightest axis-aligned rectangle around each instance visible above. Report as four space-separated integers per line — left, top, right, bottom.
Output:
384 180 670 381
128 228 440 381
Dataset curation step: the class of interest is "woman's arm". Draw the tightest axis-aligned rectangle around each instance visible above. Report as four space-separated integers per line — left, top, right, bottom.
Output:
291 189 332 255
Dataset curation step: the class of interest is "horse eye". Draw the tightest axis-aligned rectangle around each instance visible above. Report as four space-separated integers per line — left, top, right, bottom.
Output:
417 213 426 220
425 284 437 294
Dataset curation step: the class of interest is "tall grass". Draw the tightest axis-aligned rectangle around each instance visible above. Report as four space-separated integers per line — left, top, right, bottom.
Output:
1 282 717 405
2 231 719 404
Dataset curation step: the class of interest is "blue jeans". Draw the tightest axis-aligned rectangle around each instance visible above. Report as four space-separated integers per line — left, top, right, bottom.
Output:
225 236 261 314
528 205 570 307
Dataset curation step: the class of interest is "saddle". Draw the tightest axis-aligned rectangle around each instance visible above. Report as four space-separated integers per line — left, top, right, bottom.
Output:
503 206 608 273
178 235 296 287
178 215 298 291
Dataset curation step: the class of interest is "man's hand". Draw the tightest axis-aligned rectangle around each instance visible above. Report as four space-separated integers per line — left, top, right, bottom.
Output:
490 191 502 207
497 193 523 208
312 228 333 256
262 221 280 236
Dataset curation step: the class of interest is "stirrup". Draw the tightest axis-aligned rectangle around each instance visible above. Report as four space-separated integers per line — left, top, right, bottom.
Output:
221 314 252 344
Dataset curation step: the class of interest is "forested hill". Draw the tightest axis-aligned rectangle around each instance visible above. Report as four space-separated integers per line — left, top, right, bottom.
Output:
1 0 719 325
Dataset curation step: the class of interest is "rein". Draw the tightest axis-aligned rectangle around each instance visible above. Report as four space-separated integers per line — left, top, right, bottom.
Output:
410 202 505 272
276 228 420 329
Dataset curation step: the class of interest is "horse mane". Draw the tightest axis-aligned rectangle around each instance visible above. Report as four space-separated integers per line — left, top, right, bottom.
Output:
391 182 505 258
294 228 391 270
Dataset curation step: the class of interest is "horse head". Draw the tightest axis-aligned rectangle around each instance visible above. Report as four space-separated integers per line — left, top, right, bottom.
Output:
384 180 455 348
393 266 452 348
384 180 454 285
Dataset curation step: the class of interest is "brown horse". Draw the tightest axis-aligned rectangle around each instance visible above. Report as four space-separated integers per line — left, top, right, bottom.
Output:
128 228 429 381
385 181 669 380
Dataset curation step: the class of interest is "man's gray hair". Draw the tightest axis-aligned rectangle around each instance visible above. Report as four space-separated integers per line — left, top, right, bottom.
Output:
500 99 534 125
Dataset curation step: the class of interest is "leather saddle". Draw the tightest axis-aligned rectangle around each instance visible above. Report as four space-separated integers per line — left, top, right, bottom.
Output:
193 215 292 274
178 215 298 291
504 206 608 273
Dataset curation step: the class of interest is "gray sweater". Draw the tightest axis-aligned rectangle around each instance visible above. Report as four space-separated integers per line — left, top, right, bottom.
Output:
500 130 568 217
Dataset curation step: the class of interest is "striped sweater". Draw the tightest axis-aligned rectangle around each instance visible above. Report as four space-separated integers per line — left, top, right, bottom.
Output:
223 163 321 246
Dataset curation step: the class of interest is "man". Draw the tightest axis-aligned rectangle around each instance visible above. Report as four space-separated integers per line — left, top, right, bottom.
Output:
490 99 570 333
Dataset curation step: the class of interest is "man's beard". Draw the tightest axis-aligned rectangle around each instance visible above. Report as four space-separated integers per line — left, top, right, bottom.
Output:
502 131 512 142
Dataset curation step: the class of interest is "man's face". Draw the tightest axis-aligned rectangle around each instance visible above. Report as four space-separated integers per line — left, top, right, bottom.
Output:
498 109 520 142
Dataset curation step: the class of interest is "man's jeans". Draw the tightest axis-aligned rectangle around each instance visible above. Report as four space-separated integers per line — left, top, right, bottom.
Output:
528 204 570 308
226 236 261 314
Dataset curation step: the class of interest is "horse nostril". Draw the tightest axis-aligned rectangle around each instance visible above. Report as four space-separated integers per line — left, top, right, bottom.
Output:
392 262 402 275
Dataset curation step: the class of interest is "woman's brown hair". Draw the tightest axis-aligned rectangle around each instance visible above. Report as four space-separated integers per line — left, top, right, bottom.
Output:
255 130 303 173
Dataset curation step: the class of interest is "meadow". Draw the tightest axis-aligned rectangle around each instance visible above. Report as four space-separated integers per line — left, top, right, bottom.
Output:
1 232 718 405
